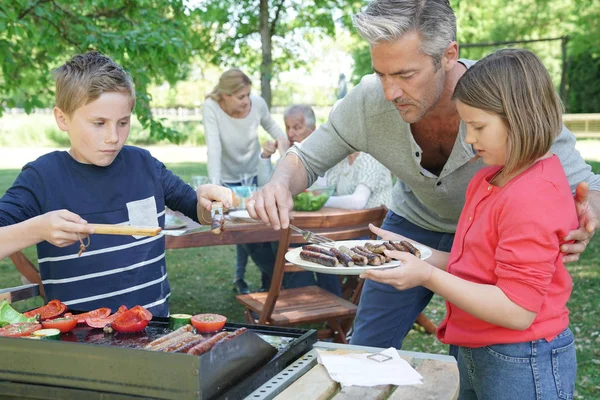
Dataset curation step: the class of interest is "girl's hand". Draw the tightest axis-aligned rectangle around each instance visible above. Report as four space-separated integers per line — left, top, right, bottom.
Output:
360 250 433 290
368 223 410 242
37 210 93 247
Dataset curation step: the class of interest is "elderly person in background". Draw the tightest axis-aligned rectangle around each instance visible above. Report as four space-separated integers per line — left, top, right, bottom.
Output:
248 0 600 352
203 68 290 294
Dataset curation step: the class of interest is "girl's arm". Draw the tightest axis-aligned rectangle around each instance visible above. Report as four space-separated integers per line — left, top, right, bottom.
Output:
361 251 536 330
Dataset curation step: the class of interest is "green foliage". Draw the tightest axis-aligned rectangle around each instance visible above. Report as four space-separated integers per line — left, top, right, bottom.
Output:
0 0 213 143
567 51 600 113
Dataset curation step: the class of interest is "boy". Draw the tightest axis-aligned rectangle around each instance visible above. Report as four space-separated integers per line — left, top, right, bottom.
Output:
0 51 232 316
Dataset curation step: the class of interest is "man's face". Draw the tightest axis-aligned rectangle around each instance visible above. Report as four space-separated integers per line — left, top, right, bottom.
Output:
371 31 447 124
284 113 315 144
54 91 132 166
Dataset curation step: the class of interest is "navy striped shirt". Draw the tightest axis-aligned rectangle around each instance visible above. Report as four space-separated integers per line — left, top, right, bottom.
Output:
0 146 198 317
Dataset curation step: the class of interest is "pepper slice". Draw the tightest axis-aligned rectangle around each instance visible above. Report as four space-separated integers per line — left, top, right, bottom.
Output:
41 316 77 333
73 308 111 324
0 322 42 337
23 300 67 320
86 305 129 328
112 306 152 333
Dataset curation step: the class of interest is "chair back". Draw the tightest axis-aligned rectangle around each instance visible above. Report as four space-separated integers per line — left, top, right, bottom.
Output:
257 206 387 324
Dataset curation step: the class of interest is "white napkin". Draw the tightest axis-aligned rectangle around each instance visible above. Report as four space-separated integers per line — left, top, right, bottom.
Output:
316 347 423 387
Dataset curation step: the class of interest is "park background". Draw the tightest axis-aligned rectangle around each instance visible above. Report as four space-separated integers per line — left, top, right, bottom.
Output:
0 1 599 398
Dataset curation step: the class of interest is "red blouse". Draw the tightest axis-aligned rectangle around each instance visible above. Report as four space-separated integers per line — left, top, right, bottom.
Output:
437 155 577 347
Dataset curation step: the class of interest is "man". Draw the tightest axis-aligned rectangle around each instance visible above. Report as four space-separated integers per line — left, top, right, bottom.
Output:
247 0 599 350
258 104 317 186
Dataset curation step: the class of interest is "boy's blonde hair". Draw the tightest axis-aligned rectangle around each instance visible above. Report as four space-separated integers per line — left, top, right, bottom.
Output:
54 51 136 116
206 68 252 102
452 48 563 175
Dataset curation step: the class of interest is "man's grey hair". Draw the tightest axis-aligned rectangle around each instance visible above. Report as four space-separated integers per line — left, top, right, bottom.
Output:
353 0 456 68
283 104 316 129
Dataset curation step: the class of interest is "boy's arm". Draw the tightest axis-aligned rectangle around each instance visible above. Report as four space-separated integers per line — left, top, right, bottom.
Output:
0 210 93 259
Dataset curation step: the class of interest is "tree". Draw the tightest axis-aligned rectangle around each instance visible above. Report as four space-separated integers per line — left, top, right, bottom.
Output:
0 0 214 143
193 0 365 108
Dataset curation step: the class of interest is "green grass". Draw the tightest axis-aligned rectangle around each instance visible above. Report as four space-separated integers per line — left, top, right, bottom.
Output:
0 161 598 398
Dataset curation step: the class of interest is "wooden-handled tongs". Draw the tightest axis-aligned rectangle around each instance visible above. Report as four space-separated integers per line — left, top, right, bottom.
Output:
76 224 162 257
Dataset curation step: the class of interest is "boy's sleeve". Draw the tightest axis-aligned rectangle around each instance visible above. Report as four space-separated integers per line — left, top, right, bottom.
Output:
203 101 223 183
155 159 199 223
0 165 45 226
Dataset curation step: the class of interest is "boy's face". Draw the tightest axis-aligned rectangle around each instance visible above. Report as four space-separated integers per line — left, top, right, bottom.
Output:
54 92 132 166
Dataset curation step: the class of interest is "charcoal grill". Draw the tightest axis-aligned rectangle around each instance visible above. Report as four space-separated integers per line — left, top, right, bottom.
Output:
0 315 317 400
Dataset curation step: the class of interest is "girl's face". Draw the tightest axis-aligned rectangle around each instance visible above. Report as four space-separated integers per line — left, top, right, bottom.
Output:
457 100 508 166
222 85 251 116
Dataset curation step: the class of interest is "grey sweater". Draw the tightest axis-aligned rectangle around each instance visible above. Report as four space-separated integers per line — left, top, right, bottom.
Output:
289 59 600 233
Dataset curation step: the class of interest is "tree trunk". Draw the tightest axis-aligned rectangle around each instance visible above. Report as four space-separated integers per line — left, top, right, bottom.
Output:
259 0 272 108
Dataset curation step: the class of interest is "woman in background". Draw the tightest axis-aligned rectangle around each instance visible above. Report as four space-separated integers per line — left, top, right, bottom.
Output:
203 68 289 294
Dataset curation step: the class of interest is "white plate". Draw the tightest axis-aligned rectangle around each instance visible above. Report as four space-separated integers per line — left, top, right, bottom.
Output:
285 240 432 275
228 210 261 223
164 215 187 230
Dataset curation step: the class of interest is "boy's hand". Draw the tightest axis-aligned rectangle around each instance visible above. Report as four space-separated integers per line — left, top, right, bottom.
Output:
261 140 278 159
38 210 94 247
360 250 433 290
196 184 234 223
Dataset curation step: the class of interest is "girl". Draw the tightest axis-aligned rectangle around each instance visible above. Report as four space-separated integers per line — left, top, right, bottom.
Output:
362 48 577 399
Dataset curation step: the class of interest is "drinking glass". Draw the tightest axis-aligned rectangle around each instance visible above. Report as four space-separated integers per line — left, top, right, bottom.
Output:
191 175 209 190
240 173 255 187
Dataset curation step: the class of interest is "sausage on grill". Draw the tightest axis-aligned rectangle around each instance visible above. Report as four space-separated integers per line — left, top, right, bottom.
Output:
187 332 230 356
144 324 193 349
216 327 248 345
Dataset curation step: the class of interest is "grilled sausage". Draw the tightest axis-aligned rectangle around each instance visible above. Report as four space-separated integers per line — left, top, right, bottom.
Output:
389 240 410 253
383 242 396 251
339 246 367 266
173 336 207 353
400 240 422 259
330 248 354 268
187 332 230 356
365 243 387 254
302 245 336 258
300 250 338 267
355 245 386 264
351 247 382 266
159 332 195 352
216 327 248 345
144 324 194 349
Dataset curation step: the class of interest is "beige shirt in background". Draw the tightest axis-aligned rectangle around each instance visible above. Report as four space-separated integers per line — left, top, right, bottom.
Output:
203 94 284 183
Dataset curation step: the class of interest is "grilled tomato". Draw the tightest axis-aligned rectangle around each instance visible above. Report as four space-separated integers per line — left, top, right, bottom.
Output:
191 313 227 333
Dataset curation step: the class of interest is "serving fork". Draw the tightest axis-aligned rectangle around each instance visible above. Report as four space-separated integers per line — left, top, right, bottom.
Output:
289 224 334 247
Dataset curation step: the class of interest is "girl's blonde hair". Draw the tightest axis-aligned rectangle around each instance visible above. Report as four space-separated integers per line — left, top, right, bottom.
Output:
206 68 252 102
452 48 563 175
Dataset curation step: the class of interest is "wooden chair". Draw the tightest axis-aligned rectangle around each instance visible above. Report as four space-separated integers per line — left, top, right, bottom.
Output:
236 206 388 343
9 251 45 299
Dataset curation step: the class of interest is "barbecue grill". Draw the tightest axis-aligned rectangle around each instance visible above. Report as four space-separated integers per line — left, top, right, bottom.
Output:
0 316 317 400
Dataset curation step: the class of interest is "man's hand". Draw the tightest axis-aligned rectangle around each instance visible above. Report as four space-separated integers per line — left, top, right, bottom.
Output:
37 210 94 247
246 182 294 230
562 182 598 262
261 140 278 159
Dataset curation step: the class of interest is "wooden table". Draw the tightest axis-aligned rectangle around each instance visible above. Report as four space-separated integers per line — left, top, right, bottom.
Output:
245 341 459 400
165 207 373 249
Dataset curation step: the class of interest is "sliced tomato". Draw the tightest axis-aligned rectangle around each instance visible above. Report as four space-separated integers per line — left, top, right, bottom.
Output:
23 299 67 320
191 313 227 333
111 306 152 333
73 308 111 324
41 317 77 333
85 305 129 328
0 322 42 337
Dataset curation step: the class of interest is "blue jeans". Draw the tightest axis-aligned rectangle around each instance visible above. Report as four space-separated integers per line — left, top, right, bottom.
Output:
350 210 455 349
225 178 275 286
458 328 577 400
